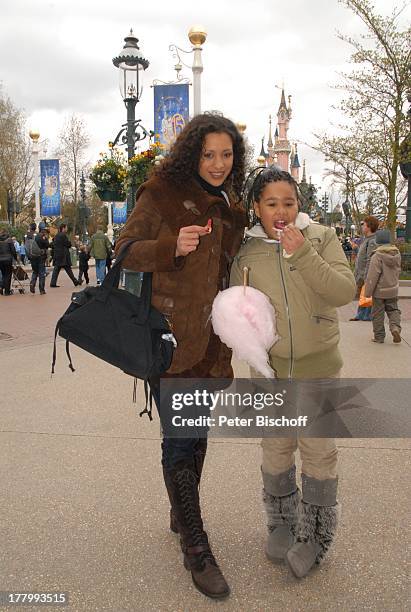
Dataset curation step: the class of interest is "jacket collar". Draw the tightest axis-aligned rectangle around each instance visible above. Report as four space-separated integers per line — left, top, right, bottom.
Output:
144 176 245 233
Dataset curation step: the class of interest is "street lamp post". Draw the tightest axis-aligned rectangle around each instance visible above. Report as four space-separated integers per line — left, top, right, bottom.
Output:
112 29 153 294
7 190 14 226
188 26 207 116
321 192 329 226
29 129 41 227
78 171 89 243
342 167 351 236
400 91 411 243
112 30 152 218
350 224 356 239
169 26 207 118
106 201 114 243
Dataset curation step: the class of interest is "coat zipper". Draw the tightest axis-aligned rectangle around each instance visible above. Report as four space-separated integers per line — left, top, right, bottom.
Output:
278 246 294 379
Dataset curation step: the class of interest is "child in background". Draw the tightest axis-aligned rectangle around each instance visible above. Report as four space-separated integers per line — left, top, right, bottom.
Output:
230 166 356 578
364 229 402 344
19 241 26 265
78 245 90 285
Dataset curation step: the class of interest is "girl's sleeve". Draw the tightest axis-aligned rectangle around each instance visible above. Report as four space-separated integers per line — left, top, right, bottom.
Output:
286 229 357 307
114 186 185 273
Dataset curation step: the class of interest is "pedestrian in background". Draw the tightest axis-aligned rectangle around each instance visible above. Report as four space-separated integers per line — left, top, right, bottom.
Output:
29 227 50 294
341 236 353 262
12 237 21 262
78 245 90 285
0 229 18 295
364 229 402 344
50 224 79 288
19 240 26 265
90 227 112 285
350 215 379 321
105 250 113 275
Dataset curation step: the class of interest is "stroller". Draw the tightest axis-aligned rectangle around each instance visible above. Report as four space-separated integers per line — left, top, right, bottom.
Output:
11 264 30 294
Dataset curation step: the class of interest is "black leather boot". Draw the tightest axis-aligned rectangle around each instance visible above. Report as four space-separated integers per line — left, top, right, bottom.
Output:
163 457 229 599
169 438 207 534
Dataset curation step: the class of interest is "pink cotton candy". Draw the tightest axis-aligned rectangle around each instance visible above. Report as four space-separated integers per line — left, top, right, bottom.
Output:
211 286 279 378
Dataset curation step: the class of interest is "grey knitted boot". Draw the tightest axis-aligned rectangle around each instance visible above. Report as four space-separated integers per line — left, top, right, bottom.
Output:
262 466 300 562
286 474 339 578
264 488 301 562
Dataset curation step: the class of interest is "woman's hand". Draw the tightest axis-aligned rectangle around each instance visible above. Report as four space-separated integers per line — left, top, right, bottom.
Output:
280 224 305 254
175 224 210 257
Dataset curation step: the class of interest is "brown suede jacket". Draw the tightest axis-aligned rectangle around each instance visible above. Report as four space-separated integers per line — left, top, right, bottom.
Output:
115 175 246 375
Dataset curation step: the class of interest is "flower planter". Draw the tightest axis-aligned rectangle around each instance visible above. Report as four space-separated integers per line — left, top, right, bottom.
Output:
96 188 126 202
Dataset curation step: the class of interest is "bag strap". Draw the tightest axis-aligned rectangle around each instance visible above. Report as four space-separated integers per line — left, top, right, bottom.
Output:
101 238 154 306
139 379 154 421
51 317 76 375
101 239 139 289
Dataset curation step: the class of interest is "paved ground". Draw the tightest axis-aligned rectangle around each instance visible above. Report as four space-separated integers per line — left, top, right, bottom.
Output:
0 269 410 612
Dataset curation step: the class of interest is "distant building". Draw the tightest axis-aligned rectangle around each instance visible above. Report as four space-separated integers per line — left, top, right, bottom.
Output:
260 87 302 177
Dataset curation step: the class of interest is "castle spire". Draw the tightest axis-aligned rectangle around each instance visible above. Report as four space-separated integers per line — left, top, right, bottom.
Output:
267 115 273 148
274 86 292 172
301 159 307 183
291 143 301 168
260 136 267 158
278 88 287 113
291 143 301 181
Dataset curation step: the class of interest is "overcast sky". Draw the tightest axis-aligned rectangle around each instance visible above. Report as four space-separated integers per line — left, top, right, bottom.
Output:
0 0 408 196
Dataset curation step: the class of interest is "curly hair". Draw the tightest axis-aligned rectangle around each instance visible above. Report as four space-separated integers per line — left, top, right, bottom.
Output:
243 165 299 226
153 113 246 202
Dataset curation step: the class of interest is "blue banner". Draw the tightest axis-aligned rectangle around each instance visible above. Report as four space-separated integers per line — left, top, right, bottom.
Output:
112 201 127 224
40 159 60 216
154 84 189 149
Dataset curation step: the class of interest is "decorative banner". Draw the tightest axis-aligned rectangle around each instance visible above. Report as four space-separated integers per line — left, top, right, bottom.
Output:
40 159 60 216
154 84 189 149
112 201 127 224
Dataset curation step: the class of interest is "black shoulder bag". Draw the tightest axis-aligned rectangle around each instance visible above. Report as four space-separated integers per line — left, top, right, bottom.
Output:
52 239 175 419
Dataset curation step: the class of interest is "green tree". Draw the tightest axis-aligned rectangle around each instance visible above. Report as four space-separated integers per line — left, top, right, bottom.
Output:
315 0 411 232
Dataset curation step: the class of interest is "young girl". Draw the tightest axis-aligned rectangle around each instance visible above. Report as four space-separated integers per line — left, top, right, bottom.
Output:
230 167 356 578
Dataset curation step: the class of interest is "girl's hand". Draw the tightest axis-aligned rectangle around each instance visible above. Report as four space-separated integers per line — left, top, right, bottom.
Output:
175 224 210 257
280 224 305 254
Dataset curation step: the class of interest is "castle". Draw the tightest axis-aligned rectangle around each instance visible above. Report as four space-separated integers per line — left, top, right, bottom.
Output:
259 88 307 184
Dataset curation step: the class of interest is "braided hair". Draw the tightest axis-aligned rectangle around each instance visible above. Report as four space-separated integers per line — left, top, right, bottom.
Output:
243 165 300 226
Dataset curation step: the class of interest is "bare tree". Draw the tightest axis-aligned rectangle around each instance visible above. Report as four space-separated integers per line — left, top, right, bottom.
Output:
314 0 411 231
54 113 90 235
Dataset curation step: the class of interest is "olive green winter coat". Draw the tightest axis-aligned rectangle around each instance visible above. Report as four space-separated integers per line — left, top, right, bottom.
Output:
230 222 356 379
90 231 112 260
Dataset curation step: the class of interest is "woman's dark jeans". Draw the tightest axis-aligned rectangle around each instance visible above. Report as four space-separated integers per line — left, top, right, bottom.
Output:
150 377 204 470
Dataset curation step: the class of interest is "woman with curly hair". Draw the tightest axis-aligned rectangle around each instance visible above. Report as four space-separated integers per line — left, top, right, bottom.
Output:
115 113 246 599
